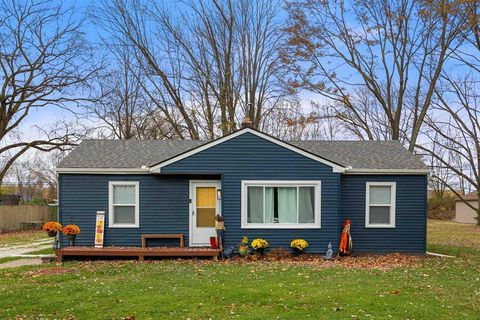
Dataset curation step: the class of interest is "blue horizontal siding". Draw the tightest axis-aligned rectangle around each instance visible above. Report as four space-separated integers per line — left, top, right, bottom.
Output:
340 175 427 253
58 132 427 254
59 174 217 247
162 132 341 253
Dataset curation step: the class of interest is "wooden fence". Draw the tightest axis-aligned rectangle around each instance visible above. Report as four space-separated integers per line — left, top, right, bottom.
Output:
0 205 57 232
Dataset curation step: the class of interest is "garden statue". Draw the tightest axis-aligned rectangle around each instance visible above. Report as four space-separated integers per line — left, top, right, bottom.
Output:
323 242 333 260
238 236 249 256
338 219 353 256
222 247 235 259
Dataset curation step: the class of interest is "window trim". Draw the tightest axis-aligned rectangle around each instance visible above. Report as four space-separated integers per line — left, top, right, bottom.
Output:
241 180 321 229
365 182 396 228
108 181 140 228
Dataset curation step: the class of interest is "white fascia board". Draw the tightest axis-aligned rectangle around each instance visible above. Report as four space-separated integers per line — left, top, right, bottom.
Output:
344 168 431 175
56 167 150 174
149 128 346 173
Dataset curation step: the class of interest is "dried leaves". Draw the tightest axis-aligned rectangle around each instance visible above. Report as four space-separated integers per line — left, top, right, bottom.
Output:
24 267 72 277
226 252 425 271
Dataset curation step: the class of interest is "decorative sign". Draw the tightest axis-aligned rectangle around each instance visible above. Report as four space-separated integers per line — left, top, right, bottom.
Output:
95 211 105 248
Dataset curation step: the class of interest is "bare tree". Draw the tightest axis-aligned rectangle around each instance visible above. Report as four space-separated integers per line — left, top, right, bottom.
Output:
319 87 416 142
424 131 454 196
452 0 480 72
4 150 63 202
417 76 480 224
29 151 63 201
263 100 343 141
96 0 289 139
416 1 480 223
236 1 288 129
283 0 466 151
91 53 145 139
0 0 99 185
89 46 177 140
6 160 43 202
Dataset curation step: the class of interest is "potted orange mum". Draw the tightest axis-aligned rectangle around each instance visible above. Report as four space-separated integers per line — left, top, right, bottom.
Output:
62 224 81 246
42 222 62 237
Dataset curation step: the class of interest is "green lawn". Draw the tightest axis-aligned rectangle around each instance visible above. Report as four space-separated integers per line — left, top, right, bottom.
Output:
0 257 24 264
23 247 54 255
0 220 479 319
427 219 480 252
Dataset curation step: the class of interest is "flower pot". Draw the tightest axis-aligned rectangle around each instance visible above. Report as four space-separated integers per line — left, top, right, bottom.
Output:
238 245 249 256
47 231 57 237
68 235 76 246
210 237 217 249
293 248 303 256
255 248 265 256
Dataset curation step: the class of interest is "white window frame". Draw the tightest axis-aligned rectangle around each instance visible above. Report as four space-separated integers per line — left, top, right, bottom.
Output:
241 180 321 229
365 182 396 228
109 181 140 228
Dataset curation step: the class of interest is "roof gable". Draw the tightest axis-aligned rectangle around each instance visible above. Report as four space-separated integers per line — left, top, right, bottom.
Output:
149 128 346 173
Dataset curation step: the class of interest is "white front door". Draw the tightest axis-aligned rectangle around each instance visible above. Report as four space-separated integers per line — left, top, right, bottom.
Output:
190 181 221 246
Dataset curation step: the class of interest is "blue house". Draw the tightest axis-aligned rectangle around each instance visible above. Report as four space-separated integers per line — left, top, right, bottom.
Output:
57 127 429 254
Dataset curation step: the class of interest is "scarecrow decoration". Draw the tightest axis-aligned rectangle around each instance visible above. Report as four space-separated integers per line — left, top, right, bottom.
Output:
338 219 352 256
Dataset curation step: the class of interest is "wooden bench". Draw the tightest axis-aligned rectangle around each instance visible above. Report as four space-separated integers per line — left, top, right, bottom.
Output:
141 234 184 248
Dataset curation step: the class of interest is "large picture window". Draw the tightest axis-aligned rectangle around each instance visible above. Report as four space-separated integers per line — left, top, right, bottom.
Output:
109 181 139 228
365 182 396 228
241 181 321 229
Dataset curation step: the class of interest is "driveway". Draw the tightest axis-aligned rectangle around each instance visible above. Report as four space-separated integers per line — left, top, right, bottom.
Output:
0 239 52 258
0 258 44 269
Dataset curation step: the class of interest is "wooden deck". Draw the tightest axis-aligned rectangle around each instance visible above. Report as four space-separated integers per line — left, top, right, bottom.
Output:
55 247 221 262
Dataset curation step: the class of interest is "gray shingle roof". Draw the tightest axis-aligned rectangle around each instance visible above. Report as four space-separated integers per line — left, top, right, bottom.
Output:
58 137 427 170
290 140 427 170
58 140 205 169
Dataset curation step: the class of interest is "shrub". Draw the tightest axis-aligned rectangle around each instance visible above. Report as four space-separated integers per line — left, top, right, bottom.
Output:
28 197 47 205
251 238 268 250
290 239 309 251
428 191 456 220
42 222 62 233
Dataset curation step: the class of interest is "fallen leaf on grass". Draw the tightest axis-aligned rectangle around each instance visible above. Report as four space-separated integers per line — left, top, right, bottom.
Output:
24 267 72 277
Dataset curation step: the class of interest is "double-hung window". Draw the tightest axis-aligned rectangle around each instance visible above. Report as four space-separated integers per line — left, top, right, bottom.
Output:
241 181 321 229
109 181 139 228
365 182 396 228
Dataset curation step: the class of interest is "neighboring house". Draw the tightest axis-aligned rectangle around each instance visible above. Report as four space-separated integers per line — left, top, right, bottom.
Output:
56 127 429 254
455 192 479 224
